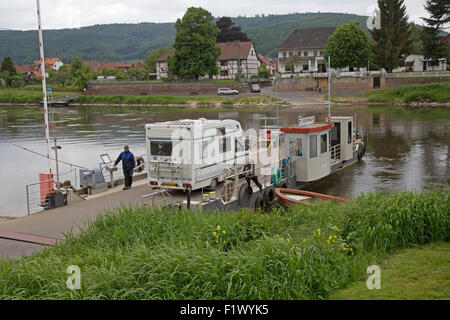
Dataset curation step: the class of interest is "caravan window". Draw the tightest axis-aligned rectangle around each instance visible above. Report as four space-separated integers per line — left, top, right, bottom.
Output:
235 139 244 152
309 134 317 158
348 121 352 144
150 141 172 156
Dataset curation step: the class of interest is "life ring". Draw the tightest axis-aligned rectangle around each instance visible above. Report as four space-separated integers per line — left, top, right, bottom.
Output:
272 167 281 187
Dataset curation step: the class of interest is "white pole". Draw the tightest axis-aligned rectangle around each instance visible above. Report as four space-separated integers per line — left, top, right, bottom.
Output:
328 53 331 121
36 0 51 172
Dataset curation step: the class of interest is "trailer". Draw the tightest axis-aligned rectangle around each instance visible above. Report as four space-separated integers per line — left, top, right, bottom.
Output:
145 118 249 191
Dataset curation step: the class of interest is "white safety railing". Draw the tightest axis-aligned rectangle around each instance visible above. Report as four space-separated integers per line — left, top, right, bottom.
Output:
330 144 341 164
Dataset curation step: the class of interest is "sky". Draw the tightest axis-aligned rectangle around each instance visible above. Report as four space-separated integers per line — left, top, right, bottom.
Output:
0 0 428 30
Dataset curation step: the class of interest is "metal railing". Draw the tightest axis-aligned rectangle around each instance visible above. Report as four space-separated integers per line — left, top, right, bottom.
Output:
330 144 341 164
25 179 55 215
385 71 450 78
141 189 172 207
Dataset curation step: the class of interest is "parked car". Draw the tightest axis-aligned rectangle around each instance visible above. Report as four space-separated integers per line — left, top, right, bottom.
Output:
251 84 261 93
217 88 239 95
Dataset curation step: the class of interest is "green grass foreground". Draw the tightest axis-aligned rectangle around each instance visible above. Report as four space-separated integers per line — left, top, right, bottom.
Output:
362 82 450 104
330 241 450 300
73 94 281 106
0 189 448 299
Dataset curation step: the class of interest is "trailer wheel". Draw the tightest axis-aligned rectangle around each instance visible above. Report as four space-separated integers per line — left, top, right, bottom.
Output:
239 183 252 206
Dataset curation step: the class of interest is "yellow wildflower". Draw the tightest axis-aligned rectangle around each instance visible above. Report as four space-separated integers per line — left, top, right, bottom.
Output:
216 225 221 230
213 232 217 237
222 230 226 235
286 238 290 243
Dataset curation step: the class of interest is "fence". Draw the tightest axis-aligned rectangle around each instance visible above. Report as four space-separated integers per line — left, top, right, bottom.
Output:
25 179 55 215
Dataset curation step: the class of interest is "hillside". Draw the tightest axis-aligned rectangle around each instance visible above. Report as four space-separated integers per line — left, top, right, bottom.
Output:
0 12 369 64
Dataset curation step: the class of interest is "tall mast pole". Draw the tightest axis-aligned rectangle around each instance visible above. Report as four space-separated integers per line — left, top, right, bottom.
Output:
36 0 51 172
328 53 331 122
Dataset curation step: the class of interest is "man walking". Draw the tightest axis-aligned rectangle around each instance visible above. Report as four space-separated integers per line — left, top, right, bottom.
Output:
114 145 136 190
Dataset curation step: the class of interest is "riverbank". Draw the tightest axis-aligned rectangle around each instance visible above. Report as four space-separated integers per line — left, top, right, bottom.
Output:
0 189 448 299
327 82 450 107
0 88 288 107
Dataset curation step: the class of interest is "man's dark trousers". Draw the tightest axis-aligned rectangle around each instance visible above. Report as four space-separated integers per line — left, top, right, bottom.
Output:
124 170 133 188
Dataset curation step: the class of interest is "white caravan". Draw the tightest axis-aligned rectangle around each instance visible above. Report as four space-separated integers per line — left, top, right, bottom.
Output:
145 118 248 190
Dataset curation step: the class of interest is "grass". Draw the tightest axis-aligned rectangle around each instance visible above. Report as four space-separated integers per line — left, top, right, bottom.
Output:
0 88 76 103
330 242 450 300
72 94 281 106
360 82 450 104
0 189 448 299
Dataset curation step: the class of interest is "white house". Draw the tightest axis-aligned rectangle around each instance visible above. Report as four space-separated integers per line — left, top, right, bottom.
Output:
155 41 259 80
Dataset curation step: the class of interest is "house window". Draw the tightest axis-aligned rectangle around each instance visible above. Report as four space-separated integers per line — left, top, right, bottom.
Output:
221 61 227 67
303 64 309 71
285 65 292 72
348 121 352 144
283 52 287 58
298 51 302 56
320 133 328 154
309 134 317 158
289 52 293 57
220 70 229 77
304 51 308 57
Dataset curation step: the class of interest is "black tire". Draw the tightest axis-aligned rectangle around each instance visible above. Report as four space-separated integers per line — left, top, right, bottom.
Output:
254 197 264 210
263 188 275 205
239 183 252 206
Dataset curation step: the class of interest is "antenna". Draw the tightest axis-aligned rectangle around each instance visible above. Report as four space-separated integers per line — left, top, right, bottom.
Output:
36 0 51 172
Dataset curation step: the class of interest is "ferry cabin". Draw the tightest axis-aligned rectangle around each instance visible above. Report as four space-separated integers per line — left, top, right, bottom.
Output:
280 116 354 183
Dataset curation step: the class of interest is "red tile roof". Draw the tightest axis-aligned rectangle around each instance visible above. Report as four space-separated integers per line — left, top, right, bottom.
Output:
101 62 134 69
156 42 256 62
15 64 37 74
83 60 103 72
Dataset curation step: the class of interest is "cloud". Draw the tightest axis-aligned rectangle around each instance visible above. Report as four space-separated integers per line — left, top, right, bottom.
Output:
0 0 427 30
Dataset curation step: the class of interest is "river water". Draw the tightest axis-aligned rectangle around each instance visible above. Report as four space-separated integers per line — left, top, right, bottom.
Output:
0 105 449 217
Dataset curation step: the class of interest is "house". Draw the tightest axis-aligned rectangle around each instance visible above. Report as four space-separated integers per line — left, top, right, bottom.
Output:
100 62 135 71
257 53 277 76
83 60 103 72
34 57 64 72
155 41 259 80
393 54 447 72
277 27 336 73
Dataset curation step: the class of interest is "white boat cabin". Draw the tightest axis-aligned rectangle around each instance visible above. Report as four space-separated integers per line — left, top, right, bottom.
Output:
280 116 354 183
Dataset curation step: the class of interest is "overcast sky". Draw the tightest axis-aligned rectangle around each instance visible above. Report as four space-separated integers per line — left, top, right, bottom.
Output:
0 0 428 30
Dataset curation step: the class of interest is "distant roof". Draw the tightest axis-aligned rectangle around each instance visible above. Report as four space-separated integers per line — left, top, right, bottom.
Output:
278 27 337 49
15 64 36 74
101 62 134 69
257 53 275 66
155 49 175 62
217 41 254 60
83 60 103 72
155 42 255 63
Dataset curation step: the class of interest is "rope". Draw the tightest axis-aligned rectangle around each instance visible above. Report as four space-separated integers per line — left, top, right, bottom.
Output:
6 142 88 169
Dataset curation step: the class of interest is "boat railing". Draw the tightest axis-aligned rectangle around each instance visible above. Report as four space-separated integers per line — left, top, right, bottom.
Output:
331 144 341 164
25 179 56 215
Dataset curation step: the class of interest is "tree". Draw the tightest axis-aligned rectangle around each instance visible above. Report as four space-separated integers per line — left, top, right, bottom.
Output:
168 7 221 80
421 0 450 62
143 47 171 78
70 57 84 77
408 23 424 54
324 23 371 70
216 17 251 43
0 57 18 87
370 0 412 73
52 65 72 87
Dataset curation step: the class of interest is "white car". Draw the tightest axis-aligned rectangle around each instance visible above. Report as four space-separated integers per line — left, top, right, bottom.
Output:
217 88 239 95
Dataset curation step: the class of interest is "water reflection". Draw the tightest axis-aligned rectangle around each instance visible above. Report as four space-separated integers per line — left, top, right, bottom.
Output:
0 105 449 217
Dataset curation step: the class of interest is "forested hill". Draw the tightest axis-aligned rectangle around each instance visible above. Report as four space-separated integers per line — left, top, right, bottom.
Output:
0 12 369 64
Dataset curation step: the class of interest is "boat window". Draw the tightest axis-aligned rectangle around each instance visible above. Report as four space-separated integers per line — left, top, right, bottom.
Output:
296 138 303 157
321 133 328 154
331 122 340 146
201 141 209 160
348 121 352 144
220 137 230 153
151 141 172 156
309 134 317 158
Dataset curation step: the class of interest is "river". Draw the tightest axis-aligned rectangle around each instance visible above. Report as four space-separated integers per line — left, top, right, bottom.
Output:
0 105 449 217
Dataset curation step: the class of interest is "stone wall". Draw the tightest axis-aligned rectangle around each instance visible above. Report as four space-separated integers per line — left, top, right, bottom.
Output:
274 75 450 93
87 82 245 96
